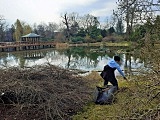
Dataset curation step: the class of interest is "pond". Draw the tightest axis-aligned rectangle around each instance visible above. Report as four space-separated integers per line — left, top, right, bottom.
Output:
0 46 144 76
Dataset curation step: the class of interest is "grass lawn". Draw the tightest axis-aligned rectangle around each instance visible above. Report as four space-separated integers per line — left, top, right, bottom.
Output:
72 72 160 120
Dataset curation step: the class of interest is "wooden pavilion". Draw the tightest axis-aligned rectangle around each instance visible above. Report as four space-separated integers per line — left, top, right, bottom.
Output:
21 33 40 43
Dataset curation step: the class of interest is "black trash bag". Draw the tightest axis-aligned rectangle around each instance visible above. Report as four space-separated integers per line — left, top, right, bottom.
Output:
94 85 118 105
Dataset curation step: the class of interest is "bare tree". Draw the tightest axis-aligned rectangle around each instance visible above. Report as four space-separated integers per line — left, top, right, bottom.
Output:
46 22 59 39
36 22 47 39
100 17 110 30
79 14 100 36
0 15 8 42
79 14 100 29
61 12 79 41
114 0 160 39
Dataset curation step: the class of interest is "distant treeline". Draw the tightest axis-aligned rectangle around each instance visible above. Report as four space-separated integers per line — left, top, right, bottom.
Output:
0 0 159 45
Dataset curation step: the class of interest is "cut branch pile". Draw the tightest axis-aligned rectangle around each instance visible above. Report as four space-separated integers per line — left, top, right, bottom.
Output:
0 65 94 120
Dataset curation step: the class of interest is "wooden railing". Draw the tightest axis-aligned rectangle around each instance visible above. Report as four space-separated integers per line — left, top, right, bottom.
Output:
0 41 56 48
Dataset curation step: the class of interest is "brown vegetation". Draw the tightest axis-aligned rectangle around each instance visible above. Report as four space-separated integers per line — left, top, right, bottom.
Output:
0 65 98 120
55 43 69 49
102 35 123 43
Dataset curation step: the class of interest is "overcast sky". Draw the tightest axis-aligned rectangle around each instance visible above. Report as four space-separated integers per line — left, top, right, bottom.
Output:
0 0 117 25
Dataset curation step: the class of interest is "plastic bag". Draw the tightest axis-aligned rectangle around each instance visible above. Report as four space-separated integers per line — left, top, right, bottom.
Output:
94 85 118 105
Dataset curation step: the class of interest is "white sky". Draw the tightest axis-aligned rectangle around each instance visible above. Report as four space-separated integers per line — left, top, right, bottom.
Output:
0 0 117 25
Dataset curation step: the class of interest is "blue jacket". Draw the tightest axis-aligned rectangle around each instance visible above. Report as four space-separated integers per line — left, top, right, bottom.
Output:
107 59 125 77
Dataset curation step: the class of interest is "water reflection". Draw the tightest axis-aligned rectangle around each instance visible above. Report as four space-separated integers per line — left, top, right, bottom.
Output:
0 46 144 75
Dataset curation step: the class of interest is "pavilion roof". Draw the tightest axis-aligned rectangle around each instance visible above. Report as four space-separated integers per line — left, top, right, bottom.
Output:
22 33 40 38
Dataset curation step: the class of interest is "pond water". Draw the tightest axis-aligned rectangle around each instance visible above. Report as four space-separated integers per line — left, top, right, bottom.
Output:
0 46 144 76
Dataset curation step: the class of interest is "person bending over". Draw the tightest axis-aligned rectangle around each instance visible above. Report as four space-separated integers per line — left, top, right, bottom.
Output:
100 56 127 89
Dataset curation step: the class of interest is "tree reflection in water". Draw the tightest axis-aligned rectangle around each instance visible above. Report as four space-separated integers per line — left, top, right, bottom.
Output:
0 46 144 75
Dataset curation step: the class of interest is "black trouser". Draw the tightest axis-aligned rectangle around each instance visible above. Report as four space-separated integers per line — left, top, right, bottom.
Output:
104 76 118 88
102 65 118 89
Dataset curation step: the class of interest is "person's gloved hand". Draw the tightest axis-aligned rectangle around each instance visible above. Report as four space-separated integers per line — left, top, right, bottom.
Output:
123 77 127 80
123 77 129 82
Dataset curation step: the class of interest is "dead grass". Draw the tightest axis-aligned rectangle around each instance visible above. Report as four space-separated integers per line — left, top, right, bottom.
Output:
56 43 69 49
73 74 160 120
